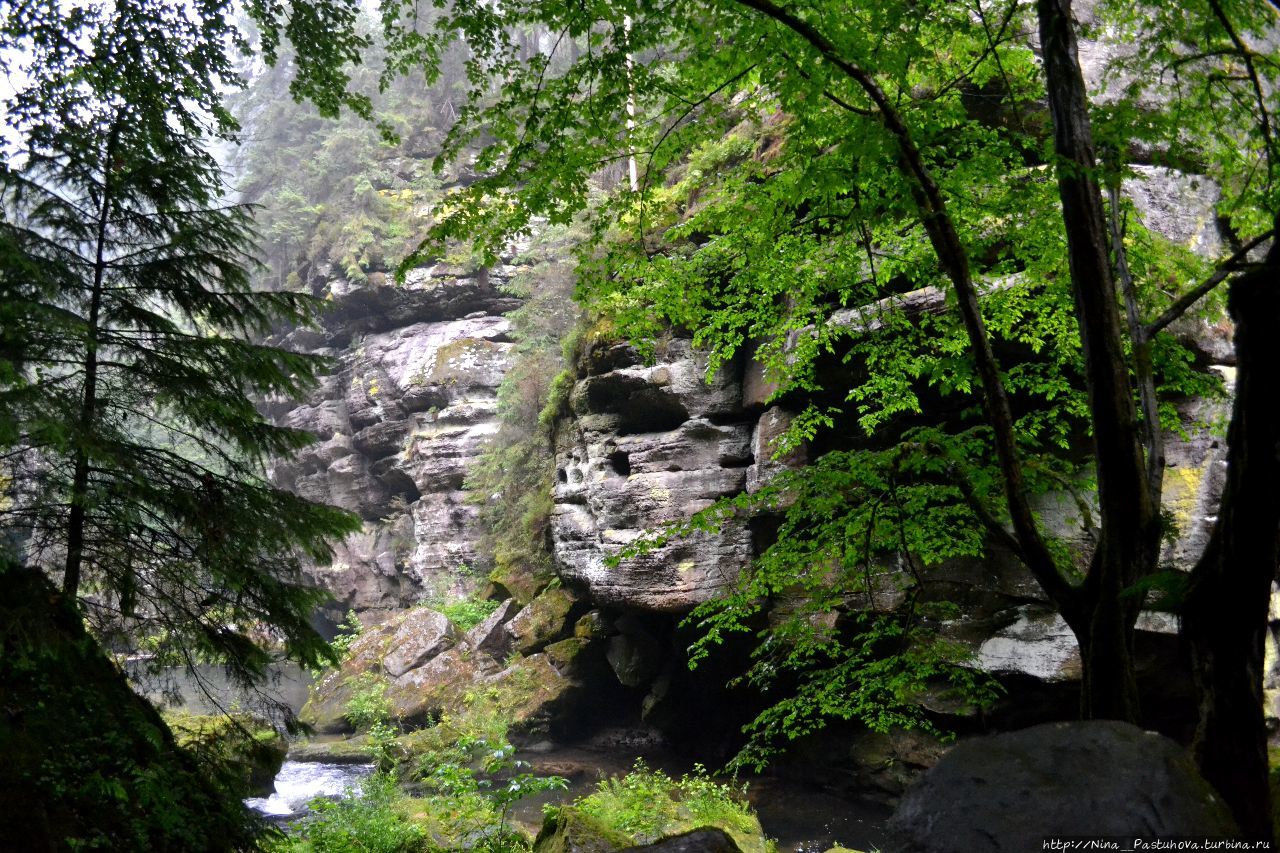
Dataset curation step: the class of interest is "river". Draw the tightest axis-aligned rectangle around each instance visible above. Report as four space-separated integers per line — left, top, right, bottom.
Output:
248 743 890 850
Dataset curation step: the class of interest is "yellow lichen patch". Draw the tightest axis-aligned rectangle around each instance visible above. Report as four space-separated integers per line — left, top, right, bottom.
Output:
676 560 695 574
1161 463 1207 535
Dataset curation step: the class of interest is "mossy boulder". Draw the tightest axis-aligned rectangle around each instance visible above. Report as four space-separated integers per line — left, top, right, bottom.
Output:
163 711 286 797
509 586 578 654
301 608 462 732
382 607 462 678
534 807 634 853
0 563 260 850
488 558 555 606
543 765 773 853
545 637 590 673
303 616 585 737
300 616 401 733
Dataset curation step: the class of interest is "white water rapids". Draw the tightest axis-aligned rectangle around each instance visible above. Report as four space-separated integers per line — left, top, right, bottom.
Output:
245 761 375 818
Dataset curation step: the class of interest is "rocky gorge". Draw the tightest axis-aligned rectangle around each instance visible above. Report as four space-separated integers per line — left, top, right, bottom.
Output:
226 9 1280 846
261 152 1280 828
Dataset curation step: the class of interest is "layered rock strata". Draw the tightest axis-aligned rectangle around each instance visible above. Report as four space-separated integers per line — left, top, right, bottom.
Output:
266 262 525 622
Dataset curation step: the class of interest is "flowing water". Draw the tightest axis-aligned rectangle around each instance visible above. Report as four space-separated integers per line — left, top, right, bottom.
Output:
142 662 890 847
245 761 376 820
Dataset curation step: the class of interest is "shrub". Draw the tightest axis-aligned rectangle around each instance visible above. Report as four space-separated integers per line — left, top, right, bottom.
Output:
569 762 772 853
281 772 426 853
439 597 502 631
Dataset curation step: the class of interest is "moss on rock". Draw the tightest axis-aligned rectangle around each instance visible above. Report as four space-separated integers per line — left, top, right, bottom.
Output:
508 586 578 655
163 711 286 797
0 563 261 850
534 807 634 853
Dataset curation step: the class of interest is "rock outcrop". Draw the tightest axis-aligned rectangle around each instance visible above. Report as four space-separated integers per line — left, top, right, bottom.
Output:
886 721 1238 851
552 340 759 612
267 260 526 621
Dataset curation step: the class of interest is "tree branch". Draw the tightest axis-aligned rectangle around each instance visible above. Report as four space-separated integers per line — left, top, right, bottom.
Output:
1108 184 1164 502
1207 0 1276 184
731 0 1073 608
1144 230 1273 337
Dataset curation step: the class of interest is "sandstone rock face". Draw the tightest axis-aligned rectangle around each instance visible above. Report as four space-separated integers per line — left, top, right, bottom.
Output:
886 721 1237 851
268 258 525 619
551 340 785 612
382 608 460 678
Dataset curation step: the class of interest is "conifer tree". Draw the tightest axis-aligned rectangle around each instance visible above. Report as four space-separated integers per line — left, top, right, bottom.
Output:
0 0 361 701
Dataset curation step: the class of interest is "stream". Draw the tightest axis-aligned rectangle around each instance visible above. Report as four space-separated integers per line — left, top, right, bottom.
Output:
142 664 891 847
248 742 891 850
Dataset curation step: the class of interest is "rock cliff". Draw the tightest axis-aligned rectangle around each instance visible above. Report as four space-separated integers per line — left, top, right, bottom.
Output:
265 258 526 623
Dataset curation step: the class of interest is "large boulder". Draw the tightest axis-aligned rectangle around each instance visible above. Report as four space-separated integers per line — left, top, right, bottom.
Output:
509 587 579 655
886 721 1237 852
301 599 592 736
0 564 259 851
382 608 461 678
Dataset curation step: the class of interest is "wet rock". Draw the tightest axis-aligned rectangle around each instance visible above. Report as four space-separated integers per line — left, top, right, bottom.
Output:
887 721 1237 851
620 828 742 853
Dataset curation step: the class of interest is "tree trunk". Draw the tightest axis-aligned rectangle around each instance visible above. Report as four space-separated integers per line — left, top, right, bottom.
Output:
1182 264 1280 841
63 129 117 600
1036 0 1159 721
1073 583 1143 721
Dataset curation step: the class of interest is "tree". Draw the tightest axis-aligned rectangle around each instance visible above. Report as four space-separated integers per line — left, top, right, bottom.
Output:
355 0 1276 834
0 0 360 709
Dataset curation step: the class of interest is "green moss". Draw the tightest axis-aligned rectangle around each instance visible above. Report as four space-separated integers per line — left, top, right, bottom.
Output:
510 587 576 653
163 711 286 797
544 638 588 670
565 762 774 853
488 559 554 606
533 807 633 853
